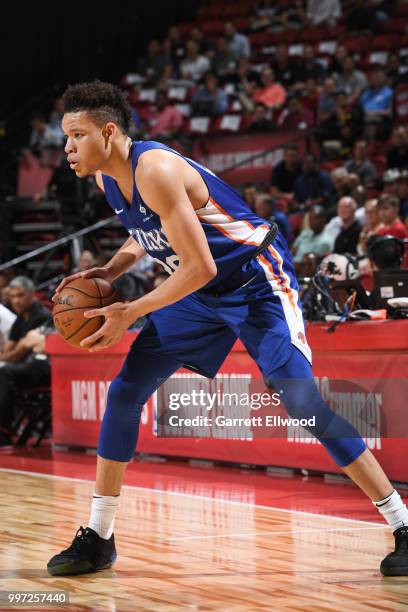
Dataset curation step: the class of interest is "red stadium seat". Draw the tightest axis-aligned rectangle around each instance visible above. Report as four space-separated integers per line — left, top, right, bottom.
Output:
396 3 408 16
202 19 225 36
372 34 400 51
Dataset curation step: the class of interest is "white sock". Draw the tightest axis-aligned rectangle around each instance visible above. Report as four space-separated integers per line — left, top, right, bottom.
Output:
373 490 408 532
88 494 120 539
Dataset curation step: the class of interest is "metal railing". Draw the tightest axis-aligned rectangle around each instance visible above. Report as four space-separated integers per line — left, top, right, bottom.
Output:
0 128 312 278
0 215 117 272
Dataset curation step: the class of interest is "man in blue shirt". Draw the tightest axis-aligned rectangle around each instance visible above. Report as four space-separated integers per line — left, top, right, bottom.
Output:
360 69 393 139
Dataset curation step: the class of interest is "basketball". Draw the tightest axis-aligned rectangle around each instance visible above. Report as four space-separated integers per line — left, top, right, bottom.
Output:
52 277 119 348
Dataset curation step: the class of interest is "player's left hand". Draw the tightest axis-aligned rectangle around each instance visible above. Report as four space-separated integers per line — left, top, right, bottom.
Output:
80 302 137 352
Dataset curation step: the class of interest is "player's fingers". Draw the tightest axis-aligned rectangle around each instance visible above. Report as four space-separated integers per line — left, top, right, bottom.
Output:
80 325 106 347
83 307 108 318
88 337 112 352
52 273 83 300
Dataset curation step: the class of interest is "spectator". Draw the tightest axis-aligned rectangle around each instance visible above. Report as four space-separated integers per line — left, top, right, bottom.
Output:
358 198 382 255
270 144 302 204
248 104 275 133
343 140 377 186
191 73 228 117
300 78 320 122
386 126 408 170
252 68 286 110
329 197 361 254
29 114 64 157
324 196 359 248
360 68 393 139
1 286 13 311
164 26 185 67
397 170 408 223
329 44 348 75
0 304 16 354
210 36 238 79
271 44 299 88
180 40 210 82
48 97 65 142
386 53 401 88
224 22 251 59
330 167 350 201
383 168 402 198
278 94 314 131
293 155 334 209
243 184 259 210
319 88 363 152
148 91 183 138
75 250 96 273
250 0 286 31
299 46 326 84
138 40 172 83
306 0 341 26
346 0 390 32
190 27 213 57
253 194 291 243
292 205 331 265
318 78 337 125
232 57 261 90
376 194 408 239
0 277 52 446
335 56 368 104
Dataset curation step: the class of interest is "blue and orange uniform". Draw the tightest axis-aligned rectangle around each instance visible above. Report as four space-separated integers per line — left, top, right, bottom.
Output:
99 141 366 466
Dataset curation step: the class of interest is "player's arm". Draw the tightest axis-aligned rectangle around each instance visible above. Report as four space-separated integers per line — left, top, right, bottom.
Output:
128 150 217 315
53 172 146 300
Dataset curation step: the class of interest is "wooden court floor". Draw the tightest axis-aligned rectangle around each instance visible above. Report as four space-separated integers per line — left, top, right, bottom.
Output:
0 462 408 612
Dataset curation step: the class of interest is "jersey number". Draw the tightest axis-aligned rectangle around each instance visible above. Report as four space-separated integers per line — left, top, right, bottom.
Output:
154 255 179 275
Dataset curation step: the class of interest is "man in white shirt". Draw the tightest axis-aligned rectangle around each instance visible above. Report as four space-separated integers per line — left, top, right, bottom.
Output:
0 304 16 356
180 40 210 82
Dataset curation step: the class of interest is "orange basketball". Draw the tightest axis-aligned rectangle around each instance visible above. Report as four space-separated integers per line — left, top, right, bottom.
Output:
53 277 119 349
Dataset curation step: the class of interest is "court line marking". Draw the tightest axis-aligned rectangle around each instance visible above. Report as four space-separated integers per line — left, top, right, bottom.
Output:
165 525 385 542
0 467 388 529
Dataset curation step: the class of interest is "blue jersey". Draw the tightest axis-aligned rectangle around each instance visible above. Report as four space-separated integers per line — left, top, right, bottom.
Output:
102 140 278 287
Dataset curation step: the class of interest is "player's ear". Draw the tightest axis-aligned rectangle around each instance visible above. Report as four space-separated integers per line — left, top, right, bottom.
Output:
101 123 116 148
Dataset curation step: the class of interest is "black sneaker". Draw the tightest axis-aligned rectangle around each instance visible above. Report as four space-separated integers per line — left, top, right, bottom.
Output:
380 526 408 576
47 526 116 576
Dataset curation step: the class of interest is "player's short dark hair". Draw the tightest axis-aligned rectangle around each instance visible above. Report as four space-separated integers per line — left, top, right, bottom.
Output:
62 80 132 133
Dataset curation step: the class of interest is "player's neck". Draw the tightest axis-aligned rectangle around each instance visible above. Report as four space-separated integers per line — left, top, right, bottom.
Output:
99 136 133 185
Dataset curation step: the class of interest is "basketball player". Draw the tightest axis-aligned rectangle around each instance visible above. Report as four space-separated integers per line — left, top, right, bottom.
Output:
47 81 408 576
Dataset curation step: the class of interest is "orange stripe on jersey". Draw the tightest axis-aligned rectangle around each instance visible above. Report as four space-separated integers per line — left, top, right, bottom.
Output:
267 245 297 312
209 197 258 234
197 196 270 247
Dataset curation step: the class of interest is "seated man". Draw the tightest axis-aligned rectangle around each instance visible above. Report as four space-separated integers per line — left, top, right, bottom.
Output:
292 205 331 271
360 69 393 140
270 144 302 207
0 276 52 446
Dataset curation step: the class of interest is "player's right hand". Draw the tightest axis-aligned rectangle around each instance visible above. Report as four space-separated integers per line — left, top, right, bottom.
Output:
52 267 112 302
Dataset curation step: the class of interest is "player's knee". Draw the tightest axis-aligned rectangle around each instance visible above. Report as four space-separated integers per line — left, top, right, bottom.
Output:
98 377 146 462
106 376 148 412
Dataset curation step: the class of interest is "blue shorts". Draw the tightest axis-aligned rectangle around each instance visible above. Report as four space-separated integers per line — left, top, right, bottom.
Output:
135 235 311 380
